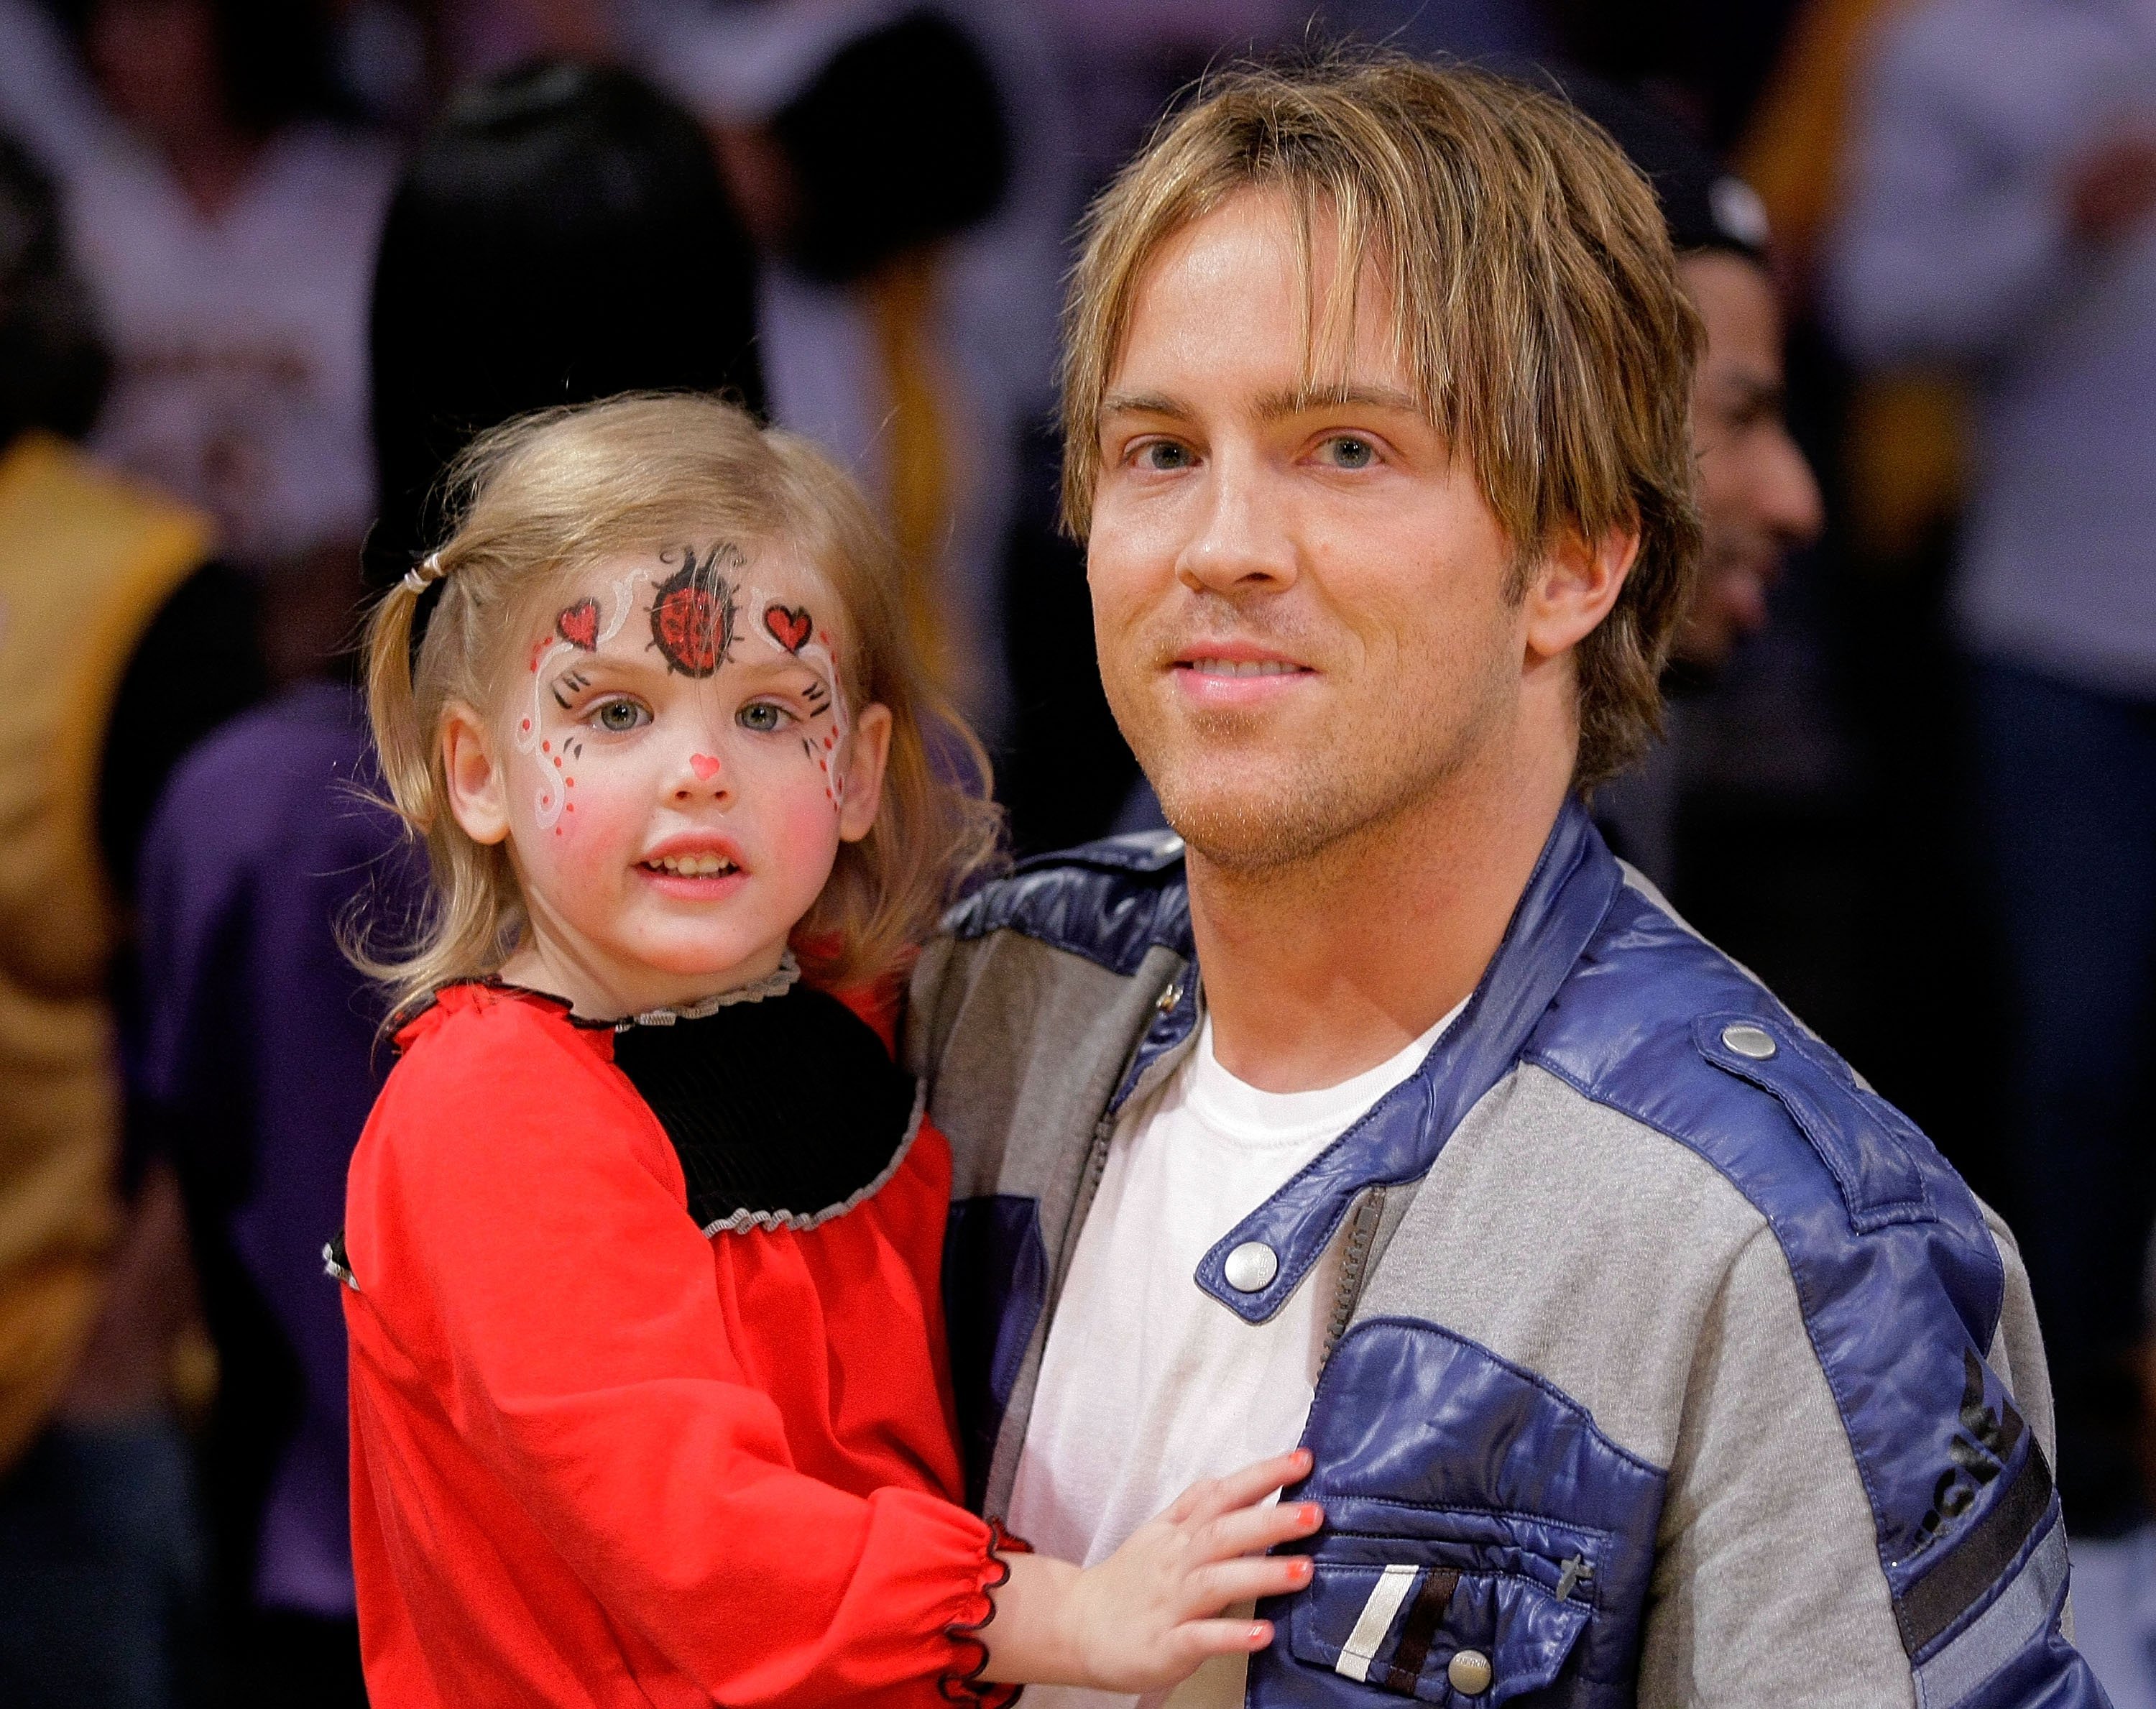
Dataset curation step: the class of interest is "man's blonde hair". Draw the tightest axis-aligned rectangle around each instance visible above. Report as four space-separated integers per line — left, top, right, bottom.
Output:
1060 52 1703 786
358 393 999 1016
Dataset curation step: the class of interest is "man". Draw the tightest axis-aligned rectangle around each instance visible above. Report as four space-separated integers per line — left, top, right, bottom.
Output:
1580 84 1826 888
1830 0 2156 1543
911 54 2098 1707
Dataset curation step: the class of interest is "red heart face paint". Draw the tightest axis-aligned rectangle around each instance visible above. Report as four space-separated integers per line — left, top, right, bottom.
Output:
764 603 813 653
690 753 721 780
555 596 599 651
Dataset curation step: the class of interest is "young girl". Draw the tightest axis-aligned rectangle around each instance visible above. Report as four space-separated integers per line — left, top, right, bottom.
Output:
336 394 1320 1707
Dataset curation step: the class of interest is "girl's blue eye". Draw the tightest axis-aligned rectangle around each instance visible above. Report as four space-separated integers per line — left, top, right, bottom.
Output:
593 699 648 733
737 701 787 734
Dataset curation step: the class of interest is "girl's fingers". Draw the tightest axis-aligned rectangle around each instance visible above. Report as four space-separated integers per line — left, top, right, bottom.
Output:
1199 1498 1325 1561
1174 1618 1279 1661
1176 1448 1314 1525
1190 1554 1317 1610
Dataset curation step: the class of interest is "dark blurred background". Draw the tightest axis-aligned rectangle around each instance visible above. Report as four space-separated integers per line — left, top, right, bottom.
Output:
1 0 2152 1703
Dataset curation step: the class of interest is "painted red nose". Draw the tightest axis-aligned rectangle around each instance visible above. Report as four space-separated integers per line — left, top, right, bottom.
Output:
690 754 722 780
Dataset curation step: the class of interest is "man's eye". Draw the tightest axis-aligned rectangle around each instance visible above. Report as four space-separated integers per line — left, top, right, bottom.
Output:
1135 441 1192 471
1319 435 1376 470
737 701 788 734
592 699 649 733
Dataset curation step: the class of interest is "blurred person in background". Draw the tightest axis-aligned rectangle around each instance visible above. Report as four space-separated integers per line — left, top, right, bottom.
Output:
1832 0 2156 1539
1580 83 1826 891
1317 0 1554 67
0 0 395 675
632 1 1065 765
0 129 264 1709
131 59 765 1708
2068 1230 2156 1709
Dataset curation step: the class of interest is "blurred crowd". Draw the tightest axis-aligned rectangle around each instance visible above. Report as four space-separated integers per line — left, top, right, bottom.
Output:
0 0 2152 1704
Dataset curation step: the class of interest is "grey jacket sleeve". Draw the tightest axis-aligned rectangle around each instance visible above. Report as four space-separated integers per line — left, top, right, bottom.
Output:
1639 1223 1917 1708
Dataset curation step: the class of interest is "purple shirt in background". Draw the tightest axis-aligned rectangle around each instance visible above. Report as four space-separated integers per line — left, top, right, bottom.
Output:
134 681 425 1617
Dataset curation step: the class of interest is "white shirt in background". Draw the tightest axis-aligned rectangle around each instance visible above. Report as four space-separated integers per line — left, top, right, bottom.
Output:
0 1 395 571
1008 1001 1462 1709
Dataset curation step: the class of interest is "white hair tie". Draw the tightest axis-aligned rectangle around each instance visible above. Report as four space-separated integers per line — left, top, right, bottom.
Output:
401 551 446 595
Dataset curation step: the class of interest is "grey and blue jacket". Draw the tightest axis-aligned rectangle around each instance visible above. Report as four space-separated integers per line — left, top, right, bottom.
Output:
906 800 2107 1708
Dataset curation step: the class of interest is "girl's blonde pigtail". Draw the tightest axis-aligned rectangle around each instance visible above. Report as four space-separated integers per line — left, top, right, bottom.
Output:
364 573 440 841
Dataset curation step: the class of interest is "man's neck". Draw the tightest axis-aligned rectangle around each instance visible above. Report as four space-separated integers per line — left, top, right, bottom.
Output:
1187 747 1572 1095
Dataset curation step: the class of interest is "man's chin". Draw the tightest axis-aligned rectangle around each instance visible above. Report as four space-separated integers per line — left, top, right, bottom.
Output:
1148 765 1357 873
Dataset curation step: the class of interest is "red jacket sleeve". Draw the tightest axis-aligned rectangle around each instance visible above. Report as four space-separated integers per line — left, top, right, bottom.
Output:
343 995 1004 1706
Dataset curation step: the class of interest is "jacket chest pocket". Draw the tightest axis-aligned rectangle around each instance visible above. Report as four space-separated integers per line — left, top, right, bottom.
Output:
1251 1318 1668 1709
1288 1531 1595 1705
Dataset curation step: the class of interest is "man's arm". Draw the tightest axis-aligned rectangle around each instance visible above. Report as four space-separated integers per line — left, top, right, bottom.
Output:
1641 1220 2095 1707
1639 1224 1912 1704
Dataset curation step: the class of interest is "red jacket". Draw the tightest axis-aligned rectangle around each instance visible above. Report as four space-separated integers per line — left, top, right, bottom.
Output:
341 982 1005 1708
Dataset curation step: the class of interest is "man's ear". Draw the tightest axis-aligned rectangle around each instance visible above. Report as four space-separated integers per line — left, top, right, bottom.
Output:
1523 525 1641 663
441 704 512 846
837 703 894 843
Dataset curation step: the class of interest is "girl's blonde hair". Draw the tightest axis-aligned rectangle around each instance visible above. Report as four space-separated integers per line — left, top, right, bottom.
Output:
357 392 1001 1017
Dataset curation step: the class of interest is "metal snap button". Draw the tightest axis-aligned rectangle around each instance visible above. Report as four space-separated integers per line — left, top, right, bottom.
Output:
1447 1649 1493 1695
1720 1022 1777 1061
1156 980 1184 1013
1223 1240 1279 1293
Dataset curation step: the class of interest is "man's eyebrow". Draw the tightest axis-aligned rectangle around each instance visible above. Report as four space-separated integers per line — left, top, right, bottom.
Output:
1099 384 1428 423
1252 382 1424 420
1098 390 1191 421
1719 370 1787 414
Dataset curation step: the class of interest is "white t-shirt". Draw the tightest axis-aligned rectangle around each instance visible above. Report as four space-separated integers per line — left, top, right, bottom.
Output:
1006 1002 1462 1709
0 9 398 570
68 123 397 568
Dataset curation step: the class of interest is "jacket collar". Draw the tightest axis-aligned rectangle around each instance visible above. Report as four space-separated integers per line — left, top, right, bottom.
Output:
1171 797 1623 1323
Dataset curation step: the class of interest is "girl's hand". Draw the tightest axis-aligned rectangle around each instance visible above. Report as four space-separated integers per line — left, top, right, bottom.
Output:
981 1448 1324 1690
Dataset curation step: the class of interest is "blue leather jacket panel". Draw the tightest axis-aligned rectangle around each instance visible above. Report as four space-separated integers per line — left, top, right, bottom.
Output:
1255 1319 1665 1708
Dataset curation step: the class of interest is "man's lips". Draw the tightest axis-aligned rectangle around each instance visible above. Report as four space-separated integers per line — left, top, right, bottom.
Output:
1168 645 1316 702
1176 656 1307 677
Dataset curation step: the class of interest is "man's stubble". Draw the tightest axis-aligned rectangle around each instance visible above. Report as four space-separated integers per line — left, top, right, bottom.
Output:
1118 632 1520 880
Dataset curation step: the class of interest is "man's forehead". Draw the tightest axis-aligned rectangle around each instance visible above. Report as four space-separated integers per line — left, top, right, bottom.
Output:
1105 188 1426 420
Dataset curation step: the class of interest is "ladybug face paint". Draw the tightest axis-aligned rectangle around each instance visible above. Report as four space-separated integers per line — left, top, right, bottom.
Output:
647 543 743 678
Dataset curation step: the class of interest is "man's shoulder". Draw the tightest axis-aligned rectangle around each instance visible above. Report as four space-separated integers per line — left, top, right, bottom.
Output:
941 829 1193 977
1528 872 1984 1246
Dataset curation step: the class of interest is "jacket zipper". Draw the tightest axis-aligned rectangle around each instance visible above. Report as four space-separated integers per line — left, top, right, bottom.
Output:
1320 1185 1386 1371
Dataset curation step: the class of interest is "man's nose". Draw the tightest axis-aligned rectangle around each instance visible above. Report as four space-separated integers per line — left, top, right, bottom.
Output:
1175 448 1299 595
1764 424 1825 551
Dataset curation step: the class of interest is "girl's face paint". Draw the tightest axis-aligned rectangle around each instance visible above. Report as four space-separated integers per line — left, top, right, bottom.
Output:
488 539 886 1015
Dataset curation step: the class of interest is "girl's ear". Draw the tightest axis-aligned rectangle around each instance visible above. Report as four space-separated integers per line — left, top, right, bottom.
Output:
837 703 893 843
441 704 512 846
